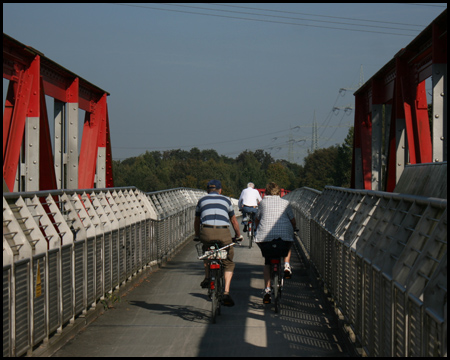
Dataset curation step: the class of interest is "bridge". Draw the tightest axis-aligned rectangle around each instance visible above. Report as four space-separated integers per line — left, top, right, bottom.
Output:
3 10 447 358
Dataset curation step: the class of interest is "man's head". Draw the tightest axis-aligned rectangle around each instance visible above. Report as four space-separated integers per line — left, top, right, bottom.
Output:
247 182 255 188
207 179 222 193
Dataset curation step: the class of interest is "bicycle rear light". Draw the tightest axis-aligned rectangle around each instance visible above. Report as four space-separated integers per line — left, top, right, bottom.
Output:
210 281 215 290
270 259 280 264
210 263 220 269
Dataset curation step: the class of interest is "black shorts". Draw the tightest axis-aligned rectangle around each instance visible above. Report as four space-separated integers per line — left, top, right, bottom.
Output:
257 238 292 265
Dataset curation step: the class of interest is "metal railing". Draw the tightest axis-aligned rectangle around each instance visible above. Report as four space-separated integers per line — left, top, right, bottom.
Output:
3 186 205 357
285 186 447 357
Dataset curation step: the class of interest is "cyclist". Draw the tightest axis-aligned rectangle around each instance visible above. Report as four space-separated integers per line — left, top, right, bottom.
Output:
254 182 296 304
238 182 262 232
194 179 243 307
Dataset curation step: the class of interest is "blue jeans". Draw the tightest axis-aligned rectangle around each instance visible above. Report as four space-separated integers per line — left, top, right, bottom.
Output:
242 206 257 224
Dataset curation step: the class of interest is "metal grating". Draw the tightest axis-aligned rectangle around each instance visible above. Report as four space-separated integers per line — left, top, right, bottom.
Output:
286 186 447 357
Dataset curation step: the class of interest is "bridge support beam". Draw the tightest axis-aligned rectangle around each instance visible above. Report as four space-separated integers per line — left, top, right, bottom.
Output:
352 10 447 191
3 33 113 192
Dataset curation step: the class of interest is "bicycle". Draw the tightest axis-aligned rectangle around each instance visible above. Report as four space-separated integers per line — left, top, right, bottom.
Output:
258 238 292 313
246 211 256 249
196 241 237 324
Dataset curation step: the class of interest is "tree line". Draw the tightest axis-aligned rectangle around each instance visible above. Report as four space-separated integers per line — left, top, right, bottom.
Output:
112 127 354 198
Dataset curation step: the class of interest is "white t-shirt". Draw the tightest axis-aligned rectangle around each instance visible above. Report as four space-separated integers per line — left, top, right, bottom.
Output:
238 187 262 208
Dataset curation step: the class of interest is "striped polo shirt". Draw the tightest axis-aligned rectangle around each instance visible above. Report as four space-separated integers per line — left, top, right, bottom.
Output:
195 192 235 226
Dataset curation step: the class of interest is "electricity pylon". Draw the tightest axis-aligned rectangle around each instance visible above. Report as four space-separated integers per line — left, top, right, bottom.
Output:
311 111 318 152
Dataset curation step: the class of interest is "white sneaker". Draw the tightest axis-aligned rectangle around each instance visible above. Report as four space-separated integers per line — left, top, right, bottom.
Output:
263 288 271 304
284 263 292 279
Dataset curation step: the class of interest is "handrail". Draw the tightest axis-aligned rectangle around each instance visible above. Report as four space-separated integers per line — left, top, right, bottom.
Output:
287 186 447 357
3 186 206 357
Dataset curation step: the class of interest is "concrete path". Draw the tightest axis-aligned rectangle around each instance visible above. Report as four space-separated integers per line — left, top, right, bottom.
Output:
52 227 351 357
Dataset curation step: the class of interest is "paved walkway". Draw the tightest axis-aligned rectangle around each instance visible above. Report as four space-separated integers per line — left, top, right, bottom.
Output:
52 226 352 357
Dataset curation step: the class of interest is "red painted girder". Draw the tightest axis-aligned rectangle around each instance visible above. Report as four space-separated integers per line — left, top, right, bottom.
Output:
3 82 15 158
3 70 34 191
78 94 107 189
413 81 432 163
38 76 58 191
105 105 114 187
353 93 373 190
4 34 109 108
385 121 398 193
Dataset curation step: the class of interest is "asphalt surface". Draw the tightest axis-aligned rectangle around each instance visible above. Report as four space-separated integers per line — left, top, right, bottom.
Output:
52 225 352 357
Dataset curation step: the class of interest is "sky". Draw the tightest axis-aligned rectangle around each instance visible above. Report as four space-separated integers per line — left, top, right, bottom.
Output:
3 3 447 164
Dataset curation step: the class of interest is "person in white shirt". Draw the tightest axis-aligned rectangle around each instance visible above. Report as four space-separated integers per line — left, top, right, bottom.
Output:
238 182 262 231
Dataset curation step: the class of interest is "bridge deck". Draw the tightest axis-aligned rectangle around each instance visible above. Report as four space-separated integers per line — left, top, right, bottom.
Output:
52 225 352 357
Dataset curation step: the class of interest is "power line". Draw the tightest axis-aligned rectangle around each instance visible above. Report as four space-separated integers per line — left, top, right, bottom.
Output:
320 111 349 148
161 3 421 32
113 117 352 153
113 125 299 151
206 3 431 27
400 3 448 8
109 3 417 37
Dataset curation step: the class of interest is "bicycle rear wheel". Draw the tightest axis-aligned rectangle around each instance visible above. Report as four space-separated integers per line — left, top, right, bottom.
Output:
248 222 253 249
210 272 219 324
217 269 223 316
272 269 280 313
211 290 219 323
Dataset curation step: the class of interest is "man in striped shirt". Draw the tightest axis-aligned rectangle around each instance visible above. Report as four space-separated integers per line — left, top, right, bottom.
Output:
194 179 243 307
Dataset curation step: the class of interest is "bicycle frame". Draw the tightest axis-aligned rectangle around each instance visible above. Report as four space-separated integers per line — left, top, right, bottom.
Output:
247 212 255 249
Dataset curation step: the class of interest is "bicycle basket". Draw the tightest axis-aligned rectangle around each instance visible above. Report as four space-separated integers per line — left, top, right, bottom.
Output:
207 249 228 260
195 242 228 259
258 239 292 258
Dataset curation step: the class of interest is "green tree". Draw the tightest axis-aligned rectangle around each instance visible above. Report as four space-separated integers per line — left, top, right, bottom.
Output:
266 162 291 189
253 149 274 171
333 126 353 187
236 150 266 189
112 129 355 194
182 175 198 189
300 146 339 190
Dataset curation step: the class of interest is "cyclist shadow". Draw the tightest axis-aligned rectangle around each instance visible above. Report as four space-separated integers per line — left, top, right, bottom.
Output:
128 300 210 324
189 292 210 301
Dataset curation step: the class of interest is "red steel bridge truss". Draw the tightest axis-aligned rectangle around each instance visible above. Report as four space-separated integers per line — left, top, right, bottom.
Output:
352 10 447 192
3 33 113 192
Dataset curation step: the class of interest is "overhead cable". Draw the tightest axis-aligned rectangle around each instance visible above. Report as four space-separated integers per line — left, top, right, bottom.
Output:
206 3 431 27
110 3 417 36
163 3 421 32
